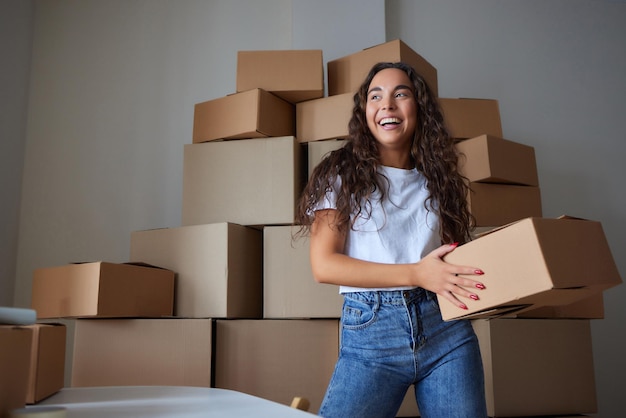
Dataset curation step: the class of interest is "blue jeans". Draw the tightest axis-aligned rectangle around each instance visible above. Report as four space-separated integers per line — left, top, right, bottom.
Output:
319 288 487 418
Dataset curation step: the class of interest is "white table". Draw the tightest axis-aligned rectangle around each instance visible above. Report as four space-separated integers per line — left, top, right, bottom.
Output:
34 386 317 417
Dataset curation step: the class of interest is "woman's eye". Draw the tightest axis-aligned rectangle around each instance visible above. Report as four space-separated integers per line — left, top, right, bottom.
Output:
369 94 381 101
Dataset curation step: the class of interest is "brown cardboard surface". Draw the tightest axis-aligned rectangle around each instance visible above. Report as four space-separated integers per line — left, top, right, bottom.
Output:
31 262 175 319
296 92 353 142
440 217 622 321
182 136 304 227
456 134 539 186
263 225 342 318
307 140 346 177
468 182 542 227
511 292 605 319
473 318 597 416
439 98 503 139
236 50 324 103
192 88 295 143
71 319 213 388
130 223 263 319
25 324 66 404
0 326 32 416
327 39 438 97
214 319 339 415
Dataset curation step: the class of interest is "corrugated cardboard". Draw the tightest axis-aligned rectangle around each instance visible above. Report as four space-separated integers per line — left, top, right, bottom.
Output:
440 217 623 321
296 92 353 142
468 182 542 227
0 326 32 416
263 225 342 318
182 136 305 227
473 318 597 417
25 324 66 404
71 319 213 387
456 134 539 186
130 223 263 319
236 50 324 103
327 39 438 97
511 292 605 319
31 262 175 319
439 98 503 139
307 139 345 177
214 319 339 415
192 88 295 143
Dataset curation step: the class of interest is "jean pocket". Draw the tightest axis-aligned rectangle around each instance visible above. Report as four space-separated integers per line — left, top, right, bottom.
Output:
342 295 377 329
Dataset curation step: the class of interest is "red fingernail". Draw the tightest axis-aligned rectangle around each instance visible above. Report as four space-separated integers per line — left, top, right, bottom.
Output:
450 242 459 248
474 269 484 275
469 294 479 301
460 304 468 310
475 283 485 289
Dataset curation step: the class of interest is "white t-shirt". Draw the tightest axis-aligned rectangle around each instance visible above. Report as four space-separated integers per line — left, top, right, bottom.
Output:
315 165 442 293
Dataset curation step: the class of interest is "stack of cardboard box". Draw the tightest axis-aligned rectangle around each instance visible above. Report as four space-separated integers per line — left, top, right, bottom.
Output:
27 39 621 417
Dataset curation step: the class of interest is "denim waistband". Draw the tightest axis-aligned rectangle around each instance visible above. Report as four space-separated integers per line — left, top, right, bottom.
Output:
344 287 435 305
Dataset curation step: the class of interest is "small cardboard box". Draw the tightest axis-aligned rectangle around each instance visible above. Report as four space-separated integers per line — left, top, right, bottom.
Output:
307 139 346 177
327 39 438 97
25 324 66 403
130 223 263 319
214 319 339 415
236 49 324 104
31 262 175 319
473 318 597 416
296 92 353 142
456 134 539 186
192 88 295 143
264 226 343 318
182 136 305 227
468 182 542 227
439 98 503 139
440 216 622 321
0 326 32 416
71 319 213 387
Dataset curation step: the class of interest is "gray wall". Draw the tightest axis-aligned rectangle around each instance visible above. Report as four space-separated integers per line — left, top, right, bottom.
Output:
4 0 625 416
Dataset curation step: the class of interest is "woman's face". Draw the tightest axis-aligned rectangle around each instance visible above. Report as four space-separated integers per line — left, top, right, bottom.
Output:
365 68 417 158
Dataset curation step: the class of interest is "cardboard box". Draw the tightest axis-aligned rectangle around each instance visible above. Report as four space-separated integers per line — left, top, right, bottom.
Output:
214 319 339 415
182 136 305 227
237 50 324 104
264 225 343 318
192 88 295 143
25 324 66 404
456 135 539 186
296 92 353 142
327 39 438 97
31 262 175 319
439 98 503 139
440 216 623 321
71 319 213 387
307 139 346 177
468 182 542 227
130 223 263 319
0 326 32 416
473 318 597 417
511 292 605 319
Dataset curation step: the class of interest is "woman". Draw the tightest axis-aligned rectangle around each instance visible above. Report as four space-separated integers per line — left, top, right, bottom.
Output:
295 62 488 417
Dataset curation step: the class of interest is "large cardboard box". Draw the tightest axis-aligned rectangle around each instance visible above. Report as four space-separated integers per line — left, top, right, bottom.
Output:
327 39 438 97
307 139 346 177
511 292 605 319
236 49 324 104
130 223 263 319
456 135 539 186
439 98 503 139
31 262 175 319
71 319 213 387
264 225 343 318
296 92 353 142
25 324 66 404
182 136 305 227
215 319 339 415
440 217 622 321
0 326 32 416
192 88 295 143
473 318 597 417
468 182 542 227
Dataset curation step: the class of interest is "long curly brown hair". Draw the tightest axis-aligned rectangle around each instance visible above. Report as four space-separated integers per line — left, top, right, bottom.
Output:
295 62 474 245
